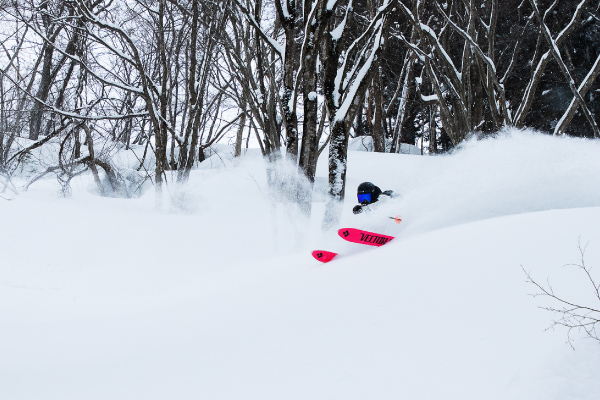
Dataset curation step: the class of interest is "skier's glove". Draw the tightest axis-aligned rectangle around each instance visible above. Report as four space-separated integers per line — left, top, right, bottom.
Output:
353 205 363 214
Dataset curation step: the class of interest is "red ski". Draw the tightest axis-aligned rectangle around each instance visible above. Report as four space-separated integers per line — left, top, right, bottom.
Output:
338 228 394 247
312 250 338 263
311 229 394 263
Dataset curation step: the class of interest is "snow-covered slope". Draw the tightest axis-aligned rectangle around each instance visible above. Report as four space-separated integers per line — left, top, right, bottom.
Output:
1 129 599 399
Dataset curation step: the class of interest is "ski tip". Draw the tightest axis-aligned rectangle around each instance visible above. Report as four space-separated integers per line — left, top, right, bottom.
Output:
312 250 338 263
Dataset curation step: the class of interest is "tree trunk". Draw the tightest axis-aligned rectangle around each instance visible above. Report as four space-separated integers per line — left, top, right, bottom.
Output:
29 43 55 140
81 124 105 196
235 105 247 157
370 72 385 152
154 0 169 201
322 120 348 230
298 8 320 183
390 56 415 153
275 0 299 158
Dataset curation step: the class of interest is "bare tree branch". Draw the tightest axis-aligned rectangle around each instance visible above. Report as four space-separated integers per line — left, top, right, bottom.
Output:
523 239 600 347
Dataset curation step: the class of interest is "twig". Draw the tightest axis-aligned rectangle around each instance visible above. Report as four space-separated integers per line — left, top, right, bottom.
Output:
522 239 600 347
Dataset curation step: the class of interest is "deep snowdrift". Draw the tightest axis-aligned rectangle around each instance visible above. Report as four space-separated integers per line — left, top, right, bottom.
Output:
1 129 599 399
344 129 600 234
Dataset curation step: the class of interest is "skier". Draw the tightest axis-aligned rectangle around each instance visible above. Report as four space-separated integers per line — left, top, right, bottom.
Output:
353 182 396 214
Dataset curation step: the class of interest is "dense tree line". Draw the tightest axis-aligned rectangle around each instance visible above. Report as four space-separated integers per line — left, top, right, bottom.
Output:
0 0 598 224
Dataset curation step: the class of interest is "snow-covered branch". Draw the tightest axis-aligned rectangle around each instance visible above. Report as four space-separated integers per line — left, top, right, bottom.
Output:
514 0 591 127
230 0 284 60
555 54 600 137
528 0 600 138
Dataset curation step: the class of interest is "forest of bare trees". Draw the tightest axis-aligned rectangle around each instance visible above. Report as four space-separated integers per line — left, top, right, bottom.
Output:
0 0 599 225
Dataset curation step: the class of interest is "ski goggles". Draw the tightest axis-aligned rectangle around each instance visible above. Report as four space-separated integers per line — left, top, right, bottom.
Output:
358 193 371 204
